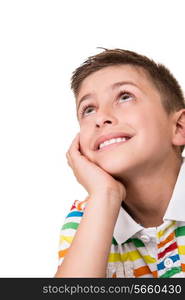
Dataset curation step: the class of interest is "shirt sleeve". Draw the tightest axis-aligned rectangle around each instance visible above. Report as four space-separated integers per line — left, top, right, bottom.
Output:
58 198 88 266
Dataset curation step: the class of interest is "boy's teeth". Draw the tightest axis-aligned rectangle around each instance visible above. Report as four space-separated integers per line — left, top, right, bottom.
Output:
99 137 127 149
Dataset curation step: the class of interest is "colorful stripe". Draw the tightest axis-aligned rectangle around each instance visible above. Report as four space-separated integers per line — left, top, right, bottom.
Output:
158 242 178 259
178 245 185 255
60 235 74 244
160 267 182 278
112 237 118 245
157 221 176 238
134 266 152 277
158 232 174 249
175 226 185 237
59 248 69 258
61 222 79 230
66 211 83 218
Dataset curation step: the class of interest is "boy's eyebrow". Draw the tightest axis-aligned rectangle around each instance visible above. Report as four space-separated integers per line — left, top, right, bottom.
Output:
77 81 140 112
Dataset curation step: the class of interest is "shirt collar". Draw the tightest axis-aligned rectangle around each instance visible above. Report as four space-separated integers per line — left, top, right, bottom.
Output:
113 156 185 245
113 207 143 245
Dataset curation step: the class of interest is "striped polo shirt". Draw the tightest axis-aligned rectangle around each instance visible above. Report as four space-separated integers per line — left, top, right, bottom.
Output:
58 157 185 278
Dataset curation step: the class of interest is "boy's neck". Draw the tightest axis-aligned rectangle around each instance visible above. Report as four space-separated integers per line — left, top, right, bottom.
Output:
120 155 183 228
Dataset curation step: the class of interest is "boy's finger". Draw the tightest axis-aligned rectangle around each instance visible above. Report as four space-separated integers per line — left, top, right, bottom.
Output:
66 151 73 167
68 133 80 154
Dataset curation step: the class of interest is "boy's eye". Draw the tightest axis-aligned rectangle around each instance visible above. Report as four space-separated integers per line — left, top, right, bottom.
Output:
118 91 133 102
79 105 95 117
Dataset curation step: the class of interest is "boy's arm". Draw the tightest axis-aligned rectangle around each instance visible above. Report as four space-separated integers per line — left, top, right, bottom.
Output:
55 188 122 278
55 133 126 277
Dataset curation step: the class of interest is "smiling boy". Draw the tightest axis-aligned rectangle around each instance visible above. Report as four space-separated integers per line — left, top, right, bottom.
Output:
55 49 185 278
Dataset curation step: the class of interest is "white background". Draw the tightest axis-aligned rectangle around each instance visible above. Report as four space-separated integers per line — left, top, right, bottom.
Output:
0 0 185 277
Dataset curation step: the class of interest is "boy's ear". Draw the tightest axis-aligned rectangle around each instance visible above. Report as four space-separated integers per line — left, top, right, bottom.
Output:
172 109 185 147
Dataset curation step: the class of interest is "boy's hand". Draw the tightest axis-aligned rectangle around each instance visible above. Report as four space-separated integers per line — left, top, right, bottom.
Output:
66 133 126 201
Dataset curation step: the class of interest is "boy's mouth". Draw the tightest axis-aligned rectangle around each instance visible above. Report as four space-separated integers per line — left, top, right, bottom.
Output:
94 131 133 151
96 136 132 152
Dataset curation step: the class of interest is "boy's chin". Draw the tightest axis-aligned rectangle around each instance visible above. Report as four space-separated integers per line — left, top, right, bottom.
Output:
88 153 133 176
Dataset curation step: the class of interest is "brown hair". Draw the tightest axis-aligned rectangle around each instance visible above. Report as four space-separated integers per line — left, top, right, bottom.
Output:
71 48 185 153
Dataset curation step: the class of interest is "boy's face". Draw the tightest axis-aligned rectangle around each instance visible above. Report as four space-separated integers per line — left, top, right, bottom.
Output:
76 65 175 178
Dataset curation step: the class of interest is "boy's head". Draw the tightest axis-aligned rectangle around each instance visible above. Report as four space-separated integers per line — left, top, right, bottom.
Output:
70 48 185 177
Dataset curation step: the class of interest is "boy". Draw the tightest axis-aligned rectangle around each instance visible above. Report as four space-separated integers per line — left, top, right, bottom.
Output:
55 48 185 278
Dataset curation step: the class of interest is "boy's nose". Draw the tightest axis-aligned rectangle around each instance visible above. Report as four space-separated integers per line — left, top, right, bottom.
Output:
95 110 117 128
95 119 112 128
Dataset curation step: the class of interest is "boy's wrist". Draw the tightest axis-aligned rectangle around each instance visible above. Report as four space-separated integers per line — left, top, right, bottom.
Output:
89 186 124 204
